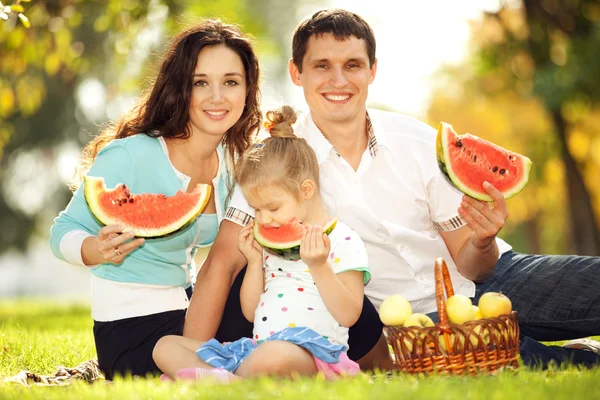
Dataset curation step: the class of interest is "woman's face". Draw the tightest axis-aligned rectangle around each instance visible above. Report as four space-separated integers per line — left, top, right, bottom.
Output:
188 45 247 139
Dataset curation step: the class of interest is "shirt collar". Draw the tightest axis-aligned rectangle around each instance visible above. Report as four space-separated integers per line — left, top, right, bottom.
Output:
297 111 379 165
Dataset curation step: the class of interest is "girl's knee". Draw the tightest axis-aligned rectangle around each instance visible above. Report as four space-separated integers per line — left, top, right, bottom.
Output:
239 341 316 377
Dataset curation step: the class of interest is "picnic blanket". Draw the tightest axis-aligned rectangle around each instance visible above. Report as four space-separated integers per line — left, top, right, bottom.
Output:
3 359 103 387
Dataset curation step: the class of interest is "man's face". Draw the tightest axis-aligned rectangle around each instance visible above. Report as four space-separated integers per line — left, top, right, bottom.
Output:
289 33 377 126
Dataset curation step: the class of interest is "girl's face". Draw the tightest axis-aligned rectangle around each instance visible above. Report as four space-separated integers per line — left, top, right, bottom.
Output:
188 45 247 139
244 184 311 228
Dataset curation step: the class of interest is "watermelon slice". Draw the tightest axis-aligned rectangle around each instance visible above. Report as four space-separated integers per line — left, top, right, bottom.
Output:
253 217 338 261
436 122 532 202
83 176 212 238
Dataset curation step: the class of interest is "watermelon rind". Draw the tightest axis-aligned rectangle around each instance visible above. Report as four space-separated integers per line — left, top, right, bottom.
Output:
253 218 338 261
436 122 532 202
83 176 212 238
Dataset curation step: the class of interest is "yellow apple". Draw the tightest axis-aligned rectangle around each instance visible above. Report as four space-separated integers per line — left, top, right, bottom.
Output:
404 313 435 328
469 325 490 346
379 295 412 326
399 333 415 353
472 305 483 320
445 295 475 324
437 333 467 352
478 292 512 318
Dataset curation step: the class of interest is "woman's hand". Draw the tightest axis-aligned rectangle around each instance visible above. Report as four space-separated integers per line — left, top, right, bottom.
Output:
237 220 263 265
300 225 331 269
94 224 145 265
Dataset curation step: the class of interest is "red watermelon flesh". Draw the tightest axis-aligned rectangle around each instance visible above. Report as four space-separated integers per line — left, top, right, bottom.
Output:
253 217 338 261
84 176 212 237
436 122 532 201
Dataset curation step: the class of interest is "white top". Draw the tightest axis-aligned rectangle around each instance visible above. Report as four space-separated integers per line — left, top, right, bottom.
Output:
253 222 370 349
227 109 512 314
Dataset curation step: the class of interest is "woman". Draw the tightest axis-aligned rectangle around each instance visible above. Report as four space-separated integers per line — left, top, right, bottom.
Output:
49 19 261 380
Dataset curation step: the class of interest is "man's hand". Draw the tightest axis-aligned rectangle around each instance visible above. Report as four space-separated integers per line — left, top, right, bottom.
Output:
458 181 508 249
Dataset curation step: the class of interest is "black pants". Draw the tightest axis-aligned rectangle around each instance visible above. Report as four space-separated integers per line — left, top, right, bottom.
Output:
215 267 383 361
93 287 192 380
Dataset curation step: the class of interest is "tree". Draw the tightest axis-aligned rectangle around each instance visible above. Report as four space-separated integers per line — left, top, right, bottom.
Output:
0 0 322 255
429 0 600 255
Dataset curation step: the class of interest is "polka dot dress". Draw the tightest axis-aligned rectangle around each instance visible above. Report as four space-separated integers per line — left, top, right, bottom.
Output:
252 222 370 348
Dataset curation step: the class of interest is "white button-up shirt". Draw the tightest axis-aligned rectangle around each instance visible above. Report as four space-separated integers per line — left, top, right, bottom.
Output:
226 109 511 314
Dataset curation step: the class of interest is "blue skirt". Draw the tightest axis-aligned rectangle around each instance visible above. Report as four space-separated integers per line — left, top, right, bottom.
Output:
196 327 346 373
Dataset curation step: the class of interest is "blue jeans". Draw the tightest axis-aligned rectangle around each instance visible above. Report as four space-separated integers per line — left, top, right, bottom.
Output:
475 251 600 368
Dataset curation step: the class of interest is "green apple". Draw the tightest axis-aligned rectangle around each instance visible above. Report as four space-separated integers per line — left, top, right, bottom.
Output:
404 313 435 328
379 295 412 326
472 305 483 320
445 295 475 324
478 292 512 319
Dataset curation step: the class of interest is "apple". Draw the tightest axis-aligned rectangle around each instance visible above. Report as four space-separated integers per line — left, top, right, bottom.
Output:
404 313 435 328
472 305 483 320
379 295 412 326
478 292 512 319
399 333 415 353
469 325 490 346
437 333 467 352
445 295 475 324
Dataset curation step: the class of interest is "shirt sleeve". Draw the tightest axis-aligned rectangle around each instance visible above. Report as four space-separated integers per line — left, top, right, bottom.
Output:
223 185 254 227
329 225 371 284
426 161 466 232
49 142 134 265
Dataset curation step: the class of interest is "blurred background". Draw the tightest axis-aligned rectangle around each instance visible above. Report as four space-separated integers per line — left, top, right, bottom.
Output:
1 0 599 300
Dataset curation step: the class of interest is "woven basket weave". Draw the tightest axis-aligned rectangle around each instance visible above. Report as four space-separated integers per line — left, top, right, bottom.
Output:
383 258 520 375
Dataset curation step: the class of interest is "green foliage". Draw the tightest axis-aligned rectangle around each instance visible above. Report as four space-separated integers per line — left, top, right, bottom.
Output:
0 0 31 29
0 0 315 255
429 0 600 255
1 301 600 399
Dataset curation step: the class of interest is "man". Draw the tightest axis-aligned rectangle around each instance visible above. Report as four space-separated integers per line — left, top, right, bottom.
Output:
185 9 600 369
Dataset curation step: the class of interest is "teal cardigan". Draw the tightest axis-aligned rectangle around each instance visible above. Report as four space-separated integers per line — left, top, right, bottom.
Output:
49 134 231 286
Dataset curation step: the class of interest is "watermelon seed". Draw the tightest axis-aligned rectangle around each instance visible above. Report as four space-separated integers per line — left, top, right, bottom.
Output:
492 166 498 172
500 169 506 175
473 155 477 162
129 199 134 203
456 140 463 148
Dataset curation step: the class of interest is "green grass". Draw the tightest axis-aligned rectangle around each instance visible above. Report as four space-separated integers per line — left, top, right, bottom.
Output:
1 300 600 399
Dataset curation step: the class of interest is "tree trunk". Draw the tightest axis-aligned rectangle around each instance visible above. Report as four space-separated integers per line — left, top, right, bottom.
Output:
551 110 600 255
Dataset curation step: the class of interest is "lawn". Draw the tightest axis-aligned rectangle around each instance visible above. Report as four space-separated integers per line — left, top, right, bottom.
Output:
1 300 599 399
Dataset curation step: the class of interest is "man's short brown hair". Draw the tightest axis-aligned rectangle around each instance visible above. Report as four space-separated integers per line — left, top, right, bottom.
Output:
292 9 376 73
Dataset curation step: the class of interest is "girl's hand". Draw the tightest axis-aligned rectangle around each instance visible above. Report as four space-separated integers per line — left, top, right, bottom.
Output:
300 225 331 269
96 224 145 264
237 220 263 265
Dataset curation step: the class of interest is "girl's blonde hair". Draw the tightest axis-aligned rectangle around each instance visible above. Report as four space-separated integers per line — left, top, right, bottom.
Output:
234 105 319 198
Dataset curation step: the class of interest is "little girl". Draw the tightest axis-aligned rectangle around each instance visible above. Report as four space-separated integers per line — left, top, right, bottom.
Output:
153 106 371 382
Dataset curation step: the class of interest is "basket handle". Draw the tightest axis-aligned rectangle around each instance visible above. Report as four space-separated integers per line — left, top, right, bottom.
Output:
434 257 455 330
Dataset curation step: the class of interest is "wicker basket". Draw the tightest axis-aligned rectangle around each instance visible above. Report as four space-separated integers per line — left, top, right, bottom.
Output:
383 257 520 375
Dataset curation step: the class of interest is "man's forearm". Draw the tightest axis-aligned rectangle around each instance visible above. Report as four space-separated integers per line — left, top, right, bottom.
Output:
455 239 499 283
183 265 237 340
